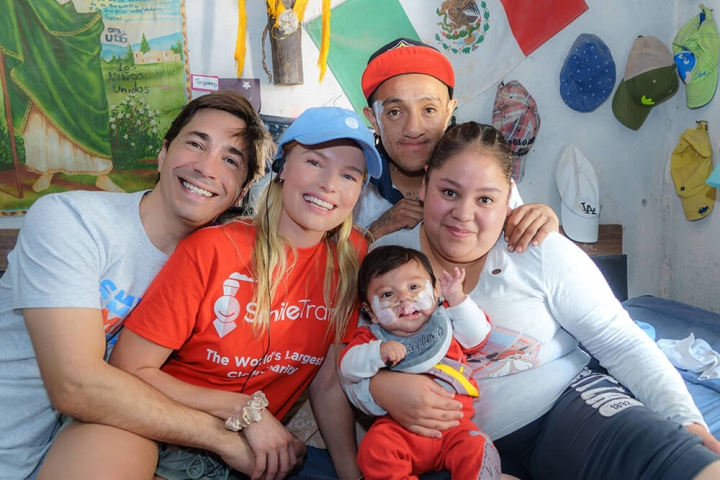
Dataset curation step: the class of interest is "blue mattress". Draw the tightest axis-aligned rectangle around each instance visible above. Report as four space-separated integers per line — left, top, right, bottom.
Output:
623 295 720 436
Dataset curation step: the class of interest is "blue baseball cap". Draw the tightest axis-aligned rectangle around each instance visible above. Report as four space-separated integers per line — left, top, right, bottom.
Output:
275 107 382 185
560 34 616 112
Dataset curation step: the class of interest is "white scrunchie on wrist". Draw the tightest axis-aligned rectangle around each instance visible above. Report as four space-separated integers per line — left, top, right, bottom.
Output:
225 391 269 432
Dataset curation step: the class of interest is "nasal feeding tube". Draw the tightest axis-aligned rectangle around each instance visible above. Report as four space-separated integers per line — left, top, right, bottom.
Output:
370 279 435 327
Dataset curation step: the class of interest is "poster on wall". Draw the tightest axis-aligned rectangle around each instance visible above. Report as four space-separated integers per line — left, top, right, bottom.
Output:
0 0 189 214
307 0 588 113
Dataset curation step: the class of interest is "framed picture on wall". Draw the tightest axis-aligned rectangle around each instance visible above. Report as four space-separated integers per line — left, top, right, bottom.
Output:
0 0 191 214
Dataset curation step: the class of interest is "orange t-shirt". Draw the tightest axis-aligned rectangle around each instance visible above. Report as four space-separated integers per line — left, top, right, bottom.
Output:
124 222 365 419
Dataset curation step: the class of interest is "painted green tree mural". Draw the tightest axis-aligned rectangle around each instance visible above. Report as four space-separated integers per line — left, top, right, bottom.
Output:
140 33 150 54
0 0 188 212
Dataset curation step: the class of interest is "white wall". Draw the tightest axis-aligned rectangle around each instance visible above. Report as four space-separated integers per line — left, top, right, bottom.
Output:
6 0 719 311
453 0 675 304
662 3 720 312
451 0 720 312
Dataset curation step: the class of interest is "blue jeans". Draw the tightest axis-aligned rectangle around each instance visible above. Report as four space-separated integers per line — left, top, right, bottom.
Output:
287 447 338 479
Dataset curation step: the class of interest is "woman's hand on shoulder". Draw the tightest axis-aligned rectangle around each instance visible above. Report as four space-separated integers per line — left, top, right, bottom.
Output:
370 370 462 438
242 413 306 480
505 203 559 253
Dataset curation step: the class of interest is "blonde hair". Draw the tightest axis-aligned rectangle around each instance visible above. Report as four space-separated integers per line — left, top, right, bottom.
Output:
247 150 361 344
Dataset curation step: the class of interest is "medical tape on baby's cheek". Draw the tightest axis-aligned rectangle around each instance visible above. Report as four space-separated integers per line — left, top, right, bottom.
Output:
414 279 435 310
371 295 397 326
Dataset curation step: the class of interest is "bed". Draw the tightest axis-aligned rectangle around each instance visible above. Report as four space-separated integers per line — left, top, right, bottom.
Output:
590 252 720 437
623 295 720 437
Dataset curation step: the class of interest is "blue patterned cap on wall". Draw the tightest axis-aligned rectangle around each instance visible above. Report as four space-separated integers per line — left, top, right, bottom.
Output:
560 34 617 112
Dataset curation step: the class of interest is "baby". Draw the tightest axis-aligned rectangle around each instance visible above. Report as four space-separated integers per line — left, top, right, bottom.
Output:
340 245 503 480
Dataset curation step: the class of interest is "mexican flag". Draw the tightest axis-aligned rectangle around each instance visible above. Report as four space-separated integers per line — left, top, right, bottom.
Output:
307 0 588 112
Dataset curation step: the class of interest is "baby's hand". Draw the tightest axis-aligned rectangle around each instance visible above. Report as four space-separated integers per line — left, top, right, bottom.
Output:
380 340 407 367
440 267 466 307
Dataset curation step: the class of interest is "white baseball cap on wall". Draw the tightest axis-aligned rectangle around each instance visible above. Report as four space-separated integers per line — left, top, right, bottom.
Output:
555 145 600 243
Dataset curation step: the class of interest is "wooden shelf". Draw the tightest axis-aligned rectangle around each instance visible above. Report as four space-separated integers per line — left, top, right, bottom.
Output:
560 224 623 256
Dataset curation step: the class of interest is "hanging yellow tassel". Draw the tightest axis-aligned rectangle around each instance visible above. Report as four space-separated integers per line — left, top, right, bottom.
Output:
268 0 309 29
267 0 283 28
294 0 310 23
317 0 331 82
234 0 248 77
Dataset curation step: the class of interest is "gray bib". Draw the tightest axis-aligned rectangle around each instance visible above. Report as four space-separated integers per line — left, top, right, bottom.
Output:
369 307 452 374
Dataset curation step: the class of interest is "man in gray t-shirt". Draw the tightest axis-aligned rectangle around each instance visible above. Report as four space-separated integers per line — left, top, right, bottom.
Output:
0 90 270 479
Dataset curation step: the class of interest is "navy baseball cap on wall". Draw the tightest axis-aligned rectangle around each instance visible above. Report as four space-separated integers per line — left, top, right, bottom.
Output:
275 107 382 185
560 34 616 112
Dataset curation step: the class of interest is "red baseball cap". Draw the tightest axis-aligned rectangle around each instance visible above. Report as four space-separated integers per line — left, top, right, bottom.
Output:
361 38 455 103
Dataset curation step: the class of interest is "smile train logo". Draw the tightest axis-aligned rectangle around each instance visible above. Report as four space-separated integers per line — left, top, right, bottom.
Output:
213 273 255 338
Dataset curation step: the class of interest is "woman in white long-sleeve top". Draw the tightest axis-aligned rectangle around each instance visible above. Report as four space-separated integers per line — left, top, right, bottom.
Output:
346 121 720 480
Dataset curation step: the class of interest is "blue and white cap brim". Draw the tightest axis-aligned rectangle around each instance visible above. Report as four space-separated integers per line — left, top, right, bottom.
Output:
275 107 382 184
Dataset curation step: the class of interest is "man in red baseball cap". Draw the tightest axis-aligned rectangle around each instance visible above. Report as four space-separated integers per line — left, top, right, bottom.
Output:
355 38 557 250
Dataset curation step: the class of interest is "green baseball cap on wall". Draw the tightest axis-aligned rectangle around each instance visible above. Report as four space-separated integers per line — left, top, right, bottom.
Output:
673 4 720 109
612 36 679 130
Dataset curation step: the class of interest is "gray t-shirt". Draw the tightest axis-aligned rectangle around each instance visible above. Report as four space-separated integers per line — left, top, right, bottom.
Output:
0 190 168 479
